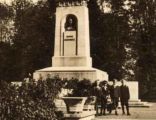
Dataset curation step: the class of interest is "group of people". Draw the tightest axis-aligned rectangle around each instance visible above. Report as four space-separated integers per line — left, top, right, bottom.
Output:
94 79 131 116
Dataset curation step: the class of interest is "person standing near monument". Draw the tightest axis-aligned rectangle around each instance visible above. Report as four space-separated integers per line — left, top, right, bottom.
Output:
109 79 120 115
100 81 109 115
120 79 131 115
93 80 102 116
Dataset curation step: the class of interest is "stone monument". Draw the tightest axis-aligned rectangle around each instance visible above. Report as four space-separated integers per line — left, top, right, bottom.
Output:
33 0 151 108
33 0 108 82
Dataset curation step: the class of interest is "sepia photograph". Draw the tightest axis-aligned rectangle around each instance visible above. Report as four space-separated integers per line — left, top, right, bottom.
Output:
0 0 156 119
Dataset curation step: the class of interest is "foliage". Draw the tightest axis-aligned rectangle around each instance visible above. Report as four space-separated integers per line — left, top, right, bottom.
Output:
0 77 64 120
64 78 79 90
0 42 16 81
129 0 156 98
0 2 13 20
0 2 13 43
89 0 156 98
68 79 93 96
10 0 55 80
89 0 131 80
0 0 156 100
65 79 96 104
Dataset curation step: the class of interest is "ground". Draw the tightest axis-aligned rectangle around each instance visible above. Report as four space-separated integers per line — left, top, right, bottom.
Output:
95 103 156 119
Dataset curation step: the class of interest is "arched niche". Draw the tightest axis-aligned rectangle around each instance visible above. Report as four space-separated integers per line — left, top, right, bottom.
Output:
65 14 78 31
60 14 78 56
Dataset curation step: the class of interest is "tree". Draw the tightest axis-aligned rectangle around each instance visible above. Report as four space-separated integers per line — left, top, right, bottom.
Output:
0 2 14 81
11 0 55 80
0 2 13 43
89 0 131 80
130 0 156 99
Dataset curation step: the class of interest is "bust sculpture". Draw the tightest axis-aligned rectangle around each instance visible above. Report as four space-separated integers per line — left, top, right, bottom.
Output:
65 16 77 31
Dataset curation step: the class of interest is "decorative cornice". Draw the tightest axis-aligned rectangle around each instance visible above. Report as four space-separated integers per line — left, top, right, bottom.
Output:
57 0 89 7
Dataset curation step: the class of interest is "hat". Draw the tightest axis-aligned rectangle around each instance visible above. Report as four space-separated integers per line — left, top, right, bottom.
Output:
100 80 107 86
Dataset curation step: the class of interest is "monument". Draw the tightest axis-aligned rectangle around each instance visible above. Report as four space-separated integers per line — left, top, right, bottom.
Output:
33 0 150 109
33 0 108 82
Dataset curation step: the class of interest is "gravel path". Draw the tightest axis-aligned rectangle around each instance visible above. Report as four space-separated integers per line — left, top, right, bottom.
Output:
95 103 156 119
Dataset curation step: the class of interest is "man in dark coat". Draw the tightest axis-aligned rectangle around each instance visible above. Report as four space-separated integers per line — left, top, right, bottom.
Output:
93 80 102 116
120 79 131 115
100 81 109 115
109 79 120 115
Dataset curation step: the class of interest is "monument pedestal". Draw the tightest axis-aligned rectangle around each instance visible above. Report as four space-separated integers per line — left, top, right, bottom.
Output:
114 81 151 107
33 1 109 82
33 67 108 82
127 81 139 101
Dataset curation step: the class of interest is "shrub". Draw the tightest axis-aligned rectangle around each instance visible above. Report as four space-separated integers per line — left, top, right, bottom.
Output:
0 77 64 120
64 79 96 104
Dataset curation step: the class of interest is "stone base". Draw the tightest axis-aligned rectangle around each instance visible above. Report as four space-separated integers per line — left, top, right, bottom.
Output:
33 67 108 82
109 81 151 107
126 81 139 101
64 111 96 120
129 100 152 107
109 81 139 101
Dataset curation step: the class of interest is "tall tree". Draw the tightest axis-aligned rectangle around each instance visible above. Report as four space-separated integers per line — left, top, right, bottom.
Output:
89 0 131 80
130 0 156 99
0 2 14 81
0 2 13 43
12 0 55 80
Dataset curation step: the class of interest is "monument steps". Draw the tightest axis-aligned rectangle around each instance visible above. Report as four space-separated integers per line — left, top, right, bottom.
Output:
129 100 152 107
55 99 152 114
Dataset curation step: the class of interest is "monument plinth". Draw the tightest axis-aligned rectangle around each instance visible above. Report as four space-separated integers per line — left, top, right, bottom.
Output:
33 0 108 82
